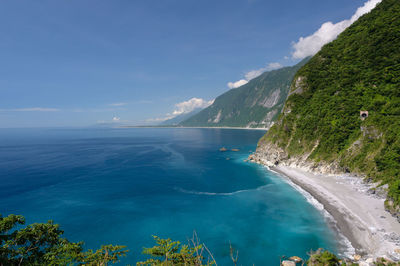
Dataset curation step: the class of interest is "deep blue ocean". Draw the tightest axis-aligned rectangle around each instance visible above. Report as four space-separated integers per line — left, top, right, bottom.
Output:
0 128 339 265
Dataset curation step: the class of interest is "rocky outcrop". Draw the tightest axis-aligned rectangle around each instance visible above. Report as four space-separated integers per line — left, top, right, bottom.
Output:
213 110 222 123
385 200 400 223
250 140 343 175
260 89 280 108
288 76 306 96
281 260 295 266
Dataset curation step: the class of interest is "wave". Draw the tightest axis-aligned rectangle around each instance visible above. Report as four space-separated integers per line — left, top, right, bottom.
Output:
174 184 272 196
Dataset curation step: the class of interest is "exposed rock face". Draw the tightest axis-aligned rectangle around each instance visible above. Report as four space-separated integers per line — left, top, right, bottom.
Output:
360 125 382 139
260 89 280 108
246 121 257 128
265 109 278 121
213 110 222 123
180 58 310 128
385 200 400 223
288 76 306 96
250 141 343 175
246 110 278 129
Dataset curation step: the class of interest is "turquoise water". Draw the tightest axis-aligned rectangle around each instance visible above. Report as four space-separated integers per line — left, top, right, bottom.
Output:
0 128 338 265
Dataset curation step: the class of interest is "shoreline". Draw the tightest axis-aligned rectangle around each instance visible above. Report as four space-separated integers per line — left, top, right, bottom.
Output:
269 165 400 261
118 126 269 131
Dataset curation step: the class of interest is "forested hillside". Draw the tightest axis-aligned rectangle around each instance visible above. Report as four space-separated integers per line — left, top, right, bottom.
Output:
256 0 400 212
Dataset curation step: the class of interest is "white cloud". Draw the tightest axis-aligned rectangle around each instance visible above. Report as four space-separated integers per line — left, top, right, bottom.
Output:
227 79 248 89
146 97 214 123
244 69 264 81
172 98 214 116
108 102 127 106
112 116 120 121
292 0 382 59
0 107 60 112
228 62 283 88
245 62 283 80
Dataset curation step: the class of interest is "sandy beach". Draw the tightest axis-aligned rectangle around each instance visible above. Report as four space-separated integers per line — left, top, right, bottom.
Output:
271 165 400 261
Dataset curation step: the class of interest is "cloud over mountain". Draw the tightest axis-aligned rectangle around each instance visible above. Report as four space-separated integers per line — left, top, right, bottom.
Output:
147 98 214 123
292 0 382 59
172 98 214 116
227 62 282 89
227 79 248 89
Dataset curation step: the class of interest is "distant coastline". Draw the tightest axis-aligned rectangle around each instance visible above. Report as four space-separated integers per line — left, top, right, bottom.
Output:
118 125 269 131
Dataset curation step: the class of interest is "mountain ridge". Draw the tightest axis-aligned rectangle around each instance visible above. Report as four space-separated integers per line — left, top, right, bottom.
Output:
180 58 310 128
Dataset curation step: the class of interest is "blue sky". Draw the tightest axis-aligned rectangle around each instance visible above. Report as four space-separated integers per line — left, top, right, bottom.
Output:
0 0 374 127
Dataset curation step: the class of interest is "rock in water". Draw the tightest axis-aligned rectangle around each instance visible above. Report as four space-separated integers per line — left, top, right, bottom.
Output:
281 260 296 266
289 256 302 263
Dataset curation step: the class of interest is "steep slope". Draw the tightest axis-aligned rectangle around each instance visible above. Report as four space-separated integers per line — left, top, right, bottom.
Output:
180 58 309 128
255 0 400 213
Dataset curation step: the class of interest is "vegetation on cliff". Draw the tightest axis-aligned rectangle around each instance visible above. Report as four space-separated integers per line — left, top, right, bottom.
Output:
180 58 309 128
259 0 400 208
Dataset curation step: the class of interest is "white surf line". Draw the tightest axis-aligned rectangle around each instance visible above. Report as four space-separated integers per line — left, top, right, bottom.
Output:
174 184 272 196
267 166 356 258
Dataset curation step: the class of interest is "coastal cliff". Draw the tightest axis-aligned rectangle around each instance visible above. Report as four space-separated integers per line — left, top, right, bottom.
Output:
250 141 343 175
254 0 400 215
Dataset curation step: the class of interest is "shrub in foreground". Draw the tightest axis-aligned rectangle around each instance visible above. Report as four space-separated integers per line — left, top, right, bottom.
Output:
0 214 128 265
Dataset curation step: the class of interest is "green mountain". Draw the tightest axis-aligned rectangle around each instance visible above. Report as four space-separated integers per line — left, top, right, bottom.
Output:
180 58 309 128
255 0 400 213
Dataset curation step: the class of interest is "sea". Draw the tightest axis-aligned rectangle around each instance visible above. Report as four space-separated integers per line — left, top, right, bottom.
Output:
0 127 339 265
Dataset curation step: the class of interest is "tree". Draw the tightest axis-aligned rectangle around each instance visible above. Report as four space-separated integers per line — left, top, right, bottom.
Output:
307 249 340 266
0 214 128 265
136 233 216 266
